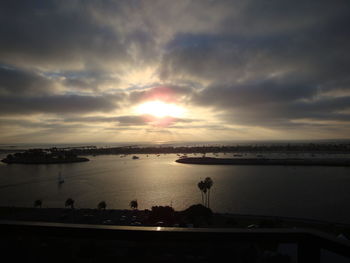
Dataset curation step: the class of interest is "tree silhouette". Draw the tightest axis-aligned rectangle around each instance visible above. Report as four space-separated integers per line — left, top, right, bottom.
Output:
197 180 206 206
34 199 42 208
65 198 75 209
204 177 214 209
97 201 107 210
197 177 214 208
130 199 138 210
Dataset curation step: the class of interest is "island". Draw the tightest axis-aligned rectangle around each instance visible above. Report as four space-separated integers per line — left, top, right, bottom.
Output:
1 149 89 164
175 157 350 166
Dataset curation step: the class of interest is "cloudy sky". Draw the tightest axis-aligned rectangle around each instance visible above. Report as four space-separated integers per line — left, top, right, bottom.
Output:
1 0 350 144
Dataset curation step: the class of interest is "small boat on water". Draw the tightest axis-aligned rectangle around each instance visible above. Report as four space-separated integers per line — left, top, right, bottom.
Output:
58 172 64 184
132 156 139 160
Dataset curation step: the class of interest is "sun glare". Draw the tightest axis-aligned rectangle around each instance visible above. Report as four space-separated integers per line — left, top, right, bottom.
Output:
135 101 186 118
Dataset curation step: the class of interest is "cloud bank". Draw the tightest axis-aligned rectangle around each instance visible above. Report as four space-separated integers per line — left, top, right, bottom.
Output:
1 0 350 143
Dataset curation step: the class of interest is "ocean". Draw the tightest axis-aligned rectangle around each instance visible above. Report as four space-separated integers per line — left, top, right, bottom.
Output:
1 152 350 224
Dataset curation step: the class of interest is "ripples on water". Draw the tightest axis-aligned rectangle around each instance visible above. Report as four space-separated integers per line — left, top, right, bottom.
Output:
0 153 350 223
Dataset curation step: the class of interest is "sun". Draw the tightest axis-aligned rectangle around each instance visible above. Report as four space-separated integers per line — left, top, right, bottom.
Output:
135 100 185 118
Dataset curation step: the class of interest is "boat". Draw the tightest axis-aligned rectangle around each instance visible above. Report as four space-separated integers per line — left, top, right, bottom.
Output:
58 172 64 184
132 156 139 160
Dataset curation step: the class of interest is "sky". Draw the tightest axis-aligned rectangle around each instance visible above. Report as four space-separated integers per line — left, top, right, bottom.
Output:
0 0 350 144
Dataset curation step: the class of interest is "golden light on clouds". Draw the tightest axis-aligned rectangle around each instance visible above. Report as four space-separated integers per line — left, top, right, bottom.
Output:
135 100 186 118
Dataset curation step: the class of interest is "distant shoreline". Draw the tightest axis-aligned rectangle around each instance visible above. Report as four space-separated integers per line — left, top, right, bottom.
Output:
1 142 350 155
1 149 89 164
176 157 350 166
1 156 89 165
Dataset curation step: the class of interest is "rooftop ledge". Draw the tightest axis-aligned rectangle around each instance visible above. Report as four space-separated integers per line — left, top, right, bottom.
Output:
1 220 350 262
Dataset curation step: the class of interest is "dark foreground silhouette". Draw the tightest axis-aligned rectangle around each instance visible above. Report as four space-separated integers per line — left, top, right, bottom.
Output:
1 205 350 262
1 206 350 236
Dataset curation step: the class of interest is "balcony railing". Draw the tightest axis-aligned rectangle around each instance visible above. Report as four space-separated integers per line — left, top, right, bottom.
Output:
1 220 349 262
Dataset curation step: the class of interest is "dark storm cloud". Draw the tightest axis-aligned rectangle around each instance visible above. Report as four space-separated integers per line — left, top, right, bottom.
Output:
193 76 319 107
193 79 350 127
160 0 350 129
162 14 350 85
169 124 239 131
220 0 350 35
115 115 151 126
58 115 147 125
0 65 55 95
0 119 41 128
0 118 93 130
0 64 125 116
62 115 150 126
219 96 350 127
0 94 121 115
1 0 350 139
62 116 118 123
59 70 120 91
61 115 196 127
0 0 157 69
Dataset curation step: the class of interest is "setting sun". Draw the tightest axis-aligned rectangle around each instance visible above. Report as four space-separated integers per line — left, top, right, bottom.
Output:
135 101 186 118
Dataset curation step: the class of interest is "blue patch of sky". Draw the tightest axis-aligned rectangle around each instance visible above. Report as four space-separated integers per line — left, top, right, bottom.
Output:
165 32 297 52
0 63 17 71
125 83 162 92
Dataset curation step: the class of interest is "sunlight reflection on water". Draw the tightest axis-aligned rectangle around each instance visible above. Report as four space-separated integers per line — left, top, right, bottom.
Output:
0 153 350 223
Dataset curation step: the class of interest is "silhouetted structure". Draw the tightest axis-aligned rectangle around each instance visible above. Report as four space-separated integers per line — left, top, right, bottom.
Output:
97 201 107 210
129 200 138 210
147 206 176 226
183 204 213 226
33 200 42 208
65 198 75 209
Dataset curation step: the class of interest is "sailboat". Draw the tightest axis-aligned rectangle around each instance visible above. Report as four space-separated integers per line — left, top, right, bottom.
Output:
58 171 64 184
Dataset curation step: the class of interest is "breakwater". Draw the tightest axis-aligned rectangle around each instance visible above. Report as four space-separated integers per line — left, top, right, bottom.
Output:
176 157 350 166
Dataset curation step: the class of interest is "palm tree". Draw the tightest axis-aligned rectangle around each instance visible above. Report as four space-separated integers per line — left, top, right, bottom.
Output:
65 198 75 209
34 199 42 208
198 180 210 206
129 199 138 210
97 201 107 210
204 177 214 209
203 187 208 207
197 181 206 205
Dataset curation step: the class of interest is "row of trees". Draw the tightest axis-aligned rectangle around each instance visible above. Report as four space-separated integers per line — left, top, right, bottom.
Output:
34 199 139 210
33 177 215 211
197 177 214 208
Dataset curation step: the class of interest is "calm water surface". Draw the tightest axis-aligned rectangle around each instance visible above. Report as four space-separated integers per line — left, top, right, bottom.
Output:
0 153 350 223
